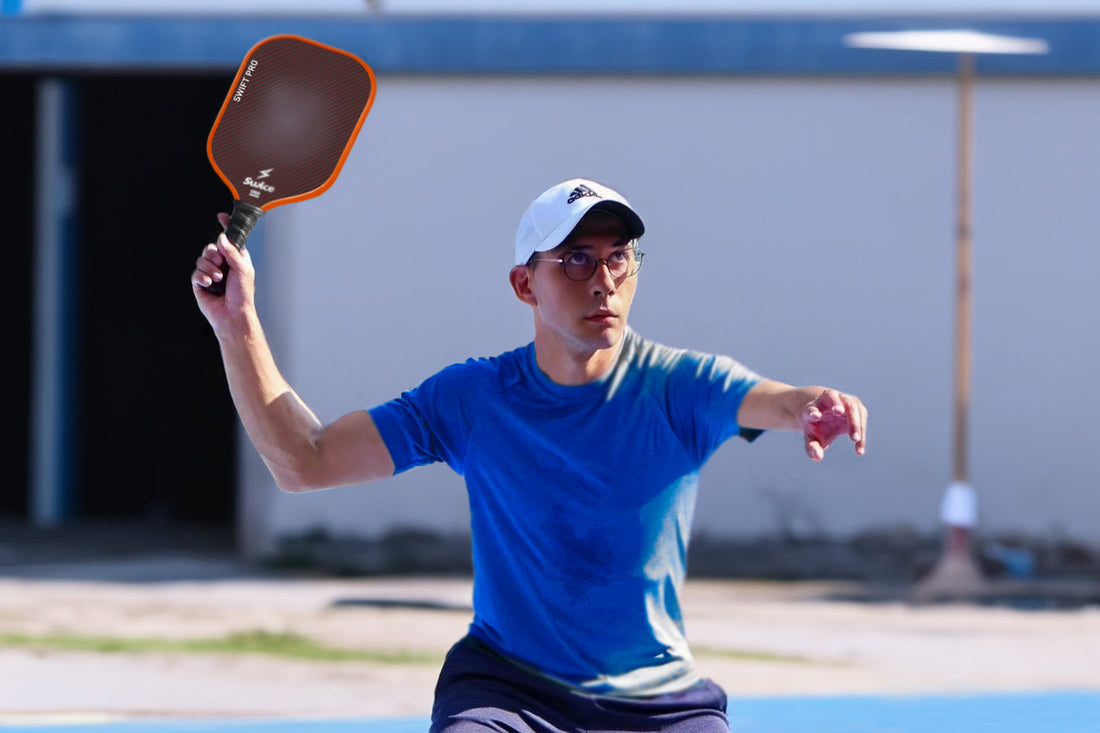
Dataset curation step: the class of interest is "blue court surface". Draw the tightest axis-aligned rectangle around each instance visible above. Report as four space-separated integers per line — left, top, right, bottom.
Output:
5 692 1099 733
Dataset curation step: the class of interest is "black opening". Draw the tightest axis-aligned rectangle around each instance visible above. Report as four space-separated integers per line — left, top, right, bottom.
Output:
73 74 238 529
0 75 35 517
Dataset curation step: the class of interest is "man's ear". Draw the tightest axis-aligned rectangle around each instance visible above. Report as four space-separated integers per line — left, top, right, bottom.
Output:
510 265 537 306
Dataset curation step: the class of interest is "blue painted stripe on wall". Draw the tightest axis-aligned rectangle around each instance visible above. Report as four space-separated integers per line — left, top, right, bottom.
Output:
1 16 1099 74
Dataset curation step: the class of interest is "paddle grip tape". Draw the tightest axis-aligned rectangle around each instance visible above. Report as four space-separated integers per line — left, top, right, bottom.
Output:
206 202 265 296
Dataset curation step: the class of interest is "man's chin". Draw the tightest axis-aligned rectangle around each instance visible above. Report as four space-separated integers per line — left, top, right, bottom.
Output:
581 324 625 352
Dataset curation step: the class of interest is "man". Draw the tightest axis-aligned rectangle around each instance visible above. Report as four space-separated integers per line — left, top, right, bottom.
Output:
192 178 867 733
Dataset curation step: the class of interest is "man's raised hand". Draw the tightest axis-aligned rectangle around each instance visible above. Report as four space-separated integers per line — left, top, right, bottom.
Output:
191 212 256 330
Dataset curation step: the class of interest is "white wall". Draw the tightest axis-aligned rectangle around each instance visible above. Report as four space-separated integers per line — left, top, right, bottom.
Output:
238 75 1100 555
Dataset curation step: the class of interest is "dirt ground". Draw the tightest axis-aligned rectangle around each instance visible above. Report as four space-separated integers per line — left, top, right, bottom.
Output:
2 560 1099 723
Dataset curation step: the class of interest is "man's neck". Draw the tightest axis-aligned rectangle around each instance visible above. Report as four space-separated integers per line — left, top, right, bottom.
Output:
532 333 623 386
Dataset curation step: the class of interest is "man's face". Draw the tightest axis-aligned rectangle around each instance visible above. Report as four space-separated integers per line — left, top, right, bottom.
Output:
521 211 639 356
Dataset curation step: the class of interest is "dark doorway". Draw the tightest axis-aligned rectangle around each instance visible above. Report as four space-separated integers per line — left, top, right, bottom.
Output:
74 74 238 528
0 75 35 517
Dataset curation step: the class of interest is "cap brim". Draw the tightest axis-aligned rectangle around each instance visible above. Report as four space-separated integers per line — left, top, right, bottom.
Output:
591 200 645 241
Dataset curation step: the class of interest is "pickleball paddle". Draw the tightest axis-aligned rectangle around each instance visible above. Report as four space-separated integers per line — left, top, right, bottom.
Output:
205 34 376 294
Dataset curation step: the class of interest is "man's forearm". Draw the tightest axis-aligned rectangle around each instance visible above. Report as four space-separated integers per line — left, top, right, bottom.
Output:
739 380 825 432
215 311 324 491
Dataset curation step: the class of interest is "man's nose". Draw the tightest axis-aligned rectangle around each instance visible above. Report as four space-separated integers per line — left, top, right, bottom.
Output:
590 259 617 295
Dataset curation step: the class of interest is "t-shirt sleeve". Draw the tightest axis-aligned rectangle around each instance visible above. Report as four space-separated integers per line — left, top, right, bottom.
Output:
665 350 765 464
368 361 485 476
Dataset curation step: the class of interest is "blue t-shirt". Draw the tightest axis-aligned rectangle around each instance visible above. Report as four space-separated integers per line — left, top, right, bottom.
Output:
369 329 764 695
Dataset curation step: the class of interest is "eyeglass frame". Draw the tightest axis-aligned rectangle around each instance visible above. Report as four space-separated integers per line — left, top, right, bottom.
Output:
527 242 645 282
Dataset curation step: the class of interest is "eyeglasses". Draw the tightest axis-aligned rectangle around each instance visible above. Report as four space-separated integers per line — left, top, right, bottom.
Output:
530 247 645 282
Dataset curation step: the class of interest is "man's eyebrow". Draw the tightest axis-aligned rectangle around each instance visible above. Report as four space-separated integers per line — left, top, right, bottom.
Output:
564 239 633 250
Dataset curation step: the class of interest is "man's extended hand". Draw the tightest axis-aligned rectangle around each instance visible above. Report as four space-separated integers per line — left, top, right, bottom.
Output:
799 388 867 461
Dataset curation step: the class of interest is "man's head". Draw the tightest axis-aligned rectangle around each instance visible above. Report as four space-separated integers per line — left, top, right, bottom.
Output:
510 180 646 365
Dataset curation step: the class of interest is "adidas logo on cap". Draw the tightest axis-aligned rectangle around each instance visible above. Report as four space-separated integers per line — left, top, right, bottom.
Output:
566 184 601 205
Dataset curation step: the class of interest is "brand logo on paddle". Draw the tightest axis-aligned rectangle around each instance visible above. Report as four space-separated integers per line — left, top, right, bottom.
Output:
243 172 276 193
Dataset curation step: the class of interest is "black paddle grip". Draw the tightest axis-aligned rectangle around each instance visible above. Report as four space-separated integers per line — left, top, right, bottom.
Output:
205 202 265 295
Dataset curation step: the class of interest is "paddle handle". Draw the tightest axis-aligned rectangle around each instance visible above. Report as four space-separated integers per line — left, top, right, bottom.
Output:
206 201 265 295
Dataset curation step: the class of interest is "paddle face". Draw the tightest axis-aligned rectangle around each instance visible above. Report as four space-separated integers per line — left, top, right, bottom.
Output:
208 35 376 215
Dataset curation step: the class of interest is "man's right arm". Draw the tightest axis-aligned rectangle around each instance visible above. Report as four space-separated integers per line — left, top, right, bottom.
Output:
192 221 395 493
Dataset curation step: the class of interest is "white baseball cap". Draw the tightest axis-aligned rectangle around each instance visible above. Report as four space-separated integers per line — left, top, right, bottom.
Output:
514 178 645 266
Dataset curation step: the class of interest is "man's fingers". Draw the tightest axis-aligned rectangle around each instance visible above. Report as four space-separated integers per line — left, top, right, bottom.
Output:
834 392 867 454
805 436 824 462
838 394 859 438
803 389 867 460
192 244 224 289
213 232 257 285
197 243 224 269
216 233 238 258
192 272 216 290
215 234 244 274
815 388 845 414
192 264 220 289
803 390 845 433
851 398 868 455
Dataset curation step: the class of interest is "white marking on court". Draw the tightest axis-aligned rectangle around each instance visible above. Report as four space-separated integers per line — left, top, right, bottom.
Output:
0 712 127 727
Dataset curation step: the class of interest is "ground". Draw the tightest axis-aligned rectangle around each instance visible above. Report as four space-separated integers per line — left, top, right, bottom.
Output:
1 552 1098 722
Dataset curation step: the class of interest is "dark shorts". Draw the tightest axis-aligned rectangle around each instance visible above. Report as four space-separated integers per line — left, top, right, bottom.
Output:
430 636 730 733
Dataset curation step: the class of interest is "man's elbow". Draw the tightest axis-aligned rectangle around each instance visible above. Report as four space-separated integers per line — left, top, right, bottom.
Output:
269 462 388 494
274 476 317 494
266 459 329 494
264 433 332 493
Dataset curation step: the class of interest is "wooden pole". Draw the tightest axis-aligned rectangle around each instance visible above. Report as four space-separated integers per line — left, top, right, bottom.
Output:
953 53 973 487
913 54 985 599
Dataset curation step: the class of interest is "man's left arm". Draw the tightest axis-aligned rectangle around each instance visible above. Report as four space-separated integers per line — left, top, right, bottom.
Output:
737 381 867 461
